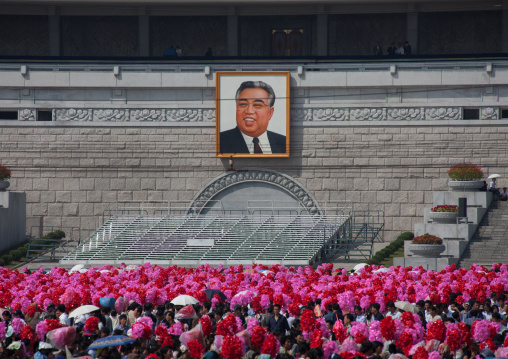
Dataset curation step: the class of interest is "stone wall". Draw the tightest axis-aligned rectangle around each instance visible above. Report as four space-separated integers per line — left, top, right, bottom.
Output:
1 123 507 242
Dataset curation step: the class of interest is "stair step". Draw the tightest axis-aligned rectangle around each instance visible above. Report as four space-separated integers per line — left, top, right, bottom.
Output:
459 200 508 268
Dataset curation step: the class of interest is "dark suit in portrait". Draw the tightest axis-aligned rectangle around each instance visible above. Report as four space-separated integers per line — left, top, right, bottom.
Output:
220 127 286 154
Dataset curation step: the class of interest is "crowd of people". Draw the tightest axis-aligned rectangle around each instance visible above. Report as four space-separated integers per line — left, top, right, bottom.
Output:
0 263 507 359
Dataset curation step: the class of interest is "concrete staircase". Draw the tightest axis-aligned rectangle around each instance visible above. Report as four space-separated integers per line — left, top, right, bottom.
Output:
459 200 508 268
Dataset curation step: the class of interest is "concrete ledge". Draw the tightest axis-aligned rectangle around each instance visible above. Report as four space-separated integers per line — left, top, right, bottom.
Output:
60 258 312 267
423 206 487 225
433 191 493 210
393 256 458 271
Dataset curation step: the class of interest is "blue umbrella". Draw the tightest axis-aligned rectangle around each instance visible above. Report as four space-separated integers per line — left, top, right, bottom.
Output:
88 335 135 350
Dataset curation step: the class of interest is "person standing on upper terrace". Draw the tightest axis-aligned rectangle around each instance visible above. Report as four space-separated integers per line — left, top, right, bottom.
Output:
373 42 383 56
489 177 501 199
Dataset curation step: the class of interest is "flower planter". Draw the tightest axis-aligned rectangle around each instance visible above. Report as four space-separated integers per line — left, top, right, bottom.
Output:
409 244 446 258
428 211 459 223
448 180 484 191
0 181 9 192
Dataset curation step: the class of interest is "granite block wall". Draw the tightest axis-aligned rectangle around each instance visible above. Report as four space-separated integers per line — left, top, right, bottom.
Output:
1 123 507 242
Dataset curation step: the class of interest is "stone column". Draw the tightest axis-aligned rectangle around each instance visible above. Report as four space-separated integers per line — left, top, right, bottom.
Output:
406 9 418 54
139 14 150 57
227 14 239 56
49 14 60 56
317 13 328 56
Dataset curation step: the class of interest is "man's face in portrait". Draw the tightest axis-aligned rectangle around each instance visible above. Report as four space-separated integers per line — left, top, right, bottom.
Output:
236 87 274 138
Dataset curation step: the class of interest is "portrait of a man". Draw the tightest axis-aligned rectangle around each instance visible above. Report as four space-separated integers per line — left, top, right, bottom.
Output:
216 72 290 158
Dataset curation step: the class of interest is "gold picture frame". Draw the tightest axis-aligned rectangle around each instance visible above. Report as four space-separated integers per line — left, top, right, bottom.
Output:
216 71 290 158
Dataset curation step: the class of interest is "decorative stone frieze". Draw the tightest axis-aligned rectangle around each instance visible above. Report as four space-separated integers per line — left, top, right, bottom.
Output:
19 109 36 121
93 109 129 122
54 109 93 121
350 108 386 121
202 109 215 122
290 108 312 121
166 109 202 122
130 109 164 122
313 108 348 121
481 107 499 120
387 108 424 121
425 107 461 121
12 107 503 123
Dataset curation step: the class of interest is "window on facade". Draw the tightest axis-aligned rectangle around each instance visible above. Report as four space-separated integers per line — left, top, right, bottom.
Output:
37 110 53 121
0 111 18 120
271 29 303 56
463 108 479 120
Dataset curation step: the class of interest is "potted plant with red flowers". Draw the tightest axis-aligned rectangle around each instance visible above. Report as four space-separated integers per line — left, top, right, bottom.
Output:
0 163 11 191
447 162 484 190
429 205 460 223
409 233 445 257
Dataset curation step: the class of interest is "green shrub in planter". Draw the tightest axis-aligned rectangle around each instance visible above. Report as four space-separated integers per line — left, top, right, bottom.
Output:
0 258 5 267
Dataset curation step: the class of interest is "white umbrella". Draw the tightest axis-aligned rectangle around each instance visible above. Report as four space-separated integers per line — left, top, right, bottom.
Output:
373 268 390 273
394 301 417 313
69 264 85 273
488 174 501 179
171 295 199 306
233 290 258 298
125 265 140 271
353 263 368 271
69 305 100 318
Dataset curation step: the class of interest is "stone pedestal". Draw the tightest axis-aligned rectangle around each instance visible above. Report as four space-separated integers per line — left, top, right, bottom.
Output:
393 256 458 271
398 190 492 270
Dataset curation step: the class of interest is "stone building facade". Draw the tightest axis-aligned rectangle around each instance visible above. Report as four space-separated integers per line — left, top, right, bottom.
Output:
0 59 507 242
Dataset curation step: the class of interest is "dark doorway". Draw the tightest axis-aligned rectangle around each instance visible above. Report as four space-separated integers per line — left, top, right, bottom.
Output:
270 29 303 56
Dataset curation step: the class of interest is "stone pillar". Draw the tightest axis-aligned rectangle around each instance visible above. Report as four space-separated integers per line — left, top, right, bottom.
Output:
407 10 418 54
503 1 508 53
316 13 328 56
139 15 150 57
227 14 239 56
49 14 60 56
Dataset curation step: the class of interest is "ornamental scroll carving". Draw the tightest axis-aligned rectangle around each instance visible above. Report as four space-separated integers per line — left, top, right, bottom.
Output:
387 108 424 121
291 108 313 121
14 107 500 122
19 109 36 121
130 109 164 122
166 109 202 122
189 169 321 215
350 108 386 121
313 108 348 121
481 107 499 120
202 109 215 122
54 109 92 121
425 107 461 121
94 109 129 122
